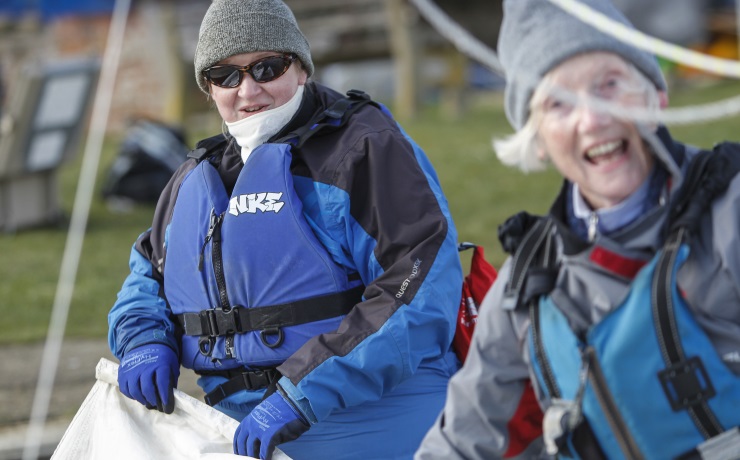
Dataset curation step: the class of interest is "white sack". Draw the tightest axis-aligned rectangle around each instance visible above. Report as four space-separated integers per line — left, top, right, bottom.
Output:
52 358 291 460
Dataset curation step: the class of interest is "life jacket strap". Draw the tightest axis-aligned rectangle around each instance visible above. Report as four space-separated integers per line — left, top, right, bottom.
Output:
175 285 364 338
187 133 230 162
500 216 556 310
274 89 378 149
202 367 282 407
652 147 740 439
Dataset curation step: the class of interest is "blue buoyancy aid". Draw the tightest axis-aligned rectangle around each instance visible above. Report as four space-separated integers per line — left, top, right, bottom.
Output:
165 142 362 372
530 242 740 459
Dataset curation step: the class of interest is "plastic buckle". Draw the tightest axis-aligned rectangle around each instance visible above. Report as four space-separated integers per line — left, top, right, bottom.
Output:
241 370 267 391
199 308 238 337
658 356 716 411
215 308 238 336
200 309 219 336
204 385 226 406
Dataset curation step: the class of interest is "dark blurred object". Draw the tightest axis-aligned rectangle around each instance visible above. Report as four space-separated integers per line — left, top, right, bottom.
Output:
102 118 189 207
0 57 100 232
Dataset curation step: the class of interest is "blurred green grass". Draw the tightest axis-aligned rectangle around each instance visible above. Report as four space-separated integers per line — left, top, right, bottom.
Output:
2 78 739 343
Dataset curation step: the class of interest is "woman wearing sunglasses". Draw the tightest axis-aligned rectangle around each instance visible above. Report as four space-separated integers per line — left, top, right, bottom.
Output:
108 0 463 459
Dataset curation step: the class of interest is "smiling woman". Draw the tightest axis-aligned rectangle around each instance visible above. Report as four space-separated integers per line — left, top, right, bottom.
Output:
106 0 464 459
415 0 740 459
531 52 658 209
207 52 306 124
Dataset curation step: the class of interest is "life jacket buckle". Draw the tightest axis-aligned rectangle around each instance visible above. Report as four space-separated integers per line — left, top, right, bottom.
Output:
658 356 716 411
215 307 238 336
200 308 239 337
260 327 284 349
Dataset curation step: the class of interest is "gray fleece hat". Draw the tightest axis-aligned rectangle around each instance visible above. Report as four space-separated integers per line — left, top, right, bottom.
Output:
194 0 314 94
498 0 667 129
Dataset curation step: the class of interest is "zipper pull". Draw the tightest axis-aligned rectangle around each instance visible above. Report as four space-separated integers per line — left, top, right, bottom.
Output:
211 213 223 243
587 212 599 242
198 212 218 271
225 335 235 359
573 348 592 417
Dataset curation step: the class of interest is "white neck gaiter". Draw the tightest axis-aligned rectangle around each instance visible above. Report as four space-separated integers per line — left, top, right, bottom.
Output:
225 85 305 164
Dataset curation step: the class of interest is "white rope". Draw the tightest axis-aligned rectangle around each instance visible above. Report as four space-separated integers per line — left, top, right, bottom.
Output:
406 0 504 74
540 0 740 124
538 80 740 126
408 0 740 126
21 0 131 458
547 0 740 79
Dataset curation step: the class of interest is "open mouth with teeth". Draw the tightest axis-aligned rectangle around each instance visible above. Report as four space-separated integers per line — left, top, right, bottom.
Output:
585 140 626 165
242 105 268 115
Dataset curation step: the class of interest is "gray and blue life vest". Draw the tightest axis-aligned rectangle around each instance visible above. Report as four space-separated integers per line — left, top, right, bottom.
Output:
503 146 740 459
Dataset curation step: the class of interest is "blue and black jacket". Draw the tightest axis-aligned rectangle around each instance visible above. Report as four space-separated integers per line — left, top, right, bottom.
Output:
108 82 463 422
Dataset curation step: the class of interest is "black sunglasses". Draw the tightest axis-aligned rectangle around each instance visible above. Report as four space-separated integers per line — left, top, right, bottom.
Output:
202 54 297 88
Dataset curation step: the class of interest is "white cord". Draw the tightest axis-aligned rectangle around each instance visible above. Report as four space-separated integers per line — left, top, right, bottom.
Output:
547 0 740 79
408 0 740 125
406 0 504 74
21 1 131 458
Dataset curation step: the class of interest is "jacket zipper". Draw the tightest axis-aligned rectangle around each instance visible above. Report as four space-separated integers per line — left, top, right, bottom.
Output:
530 304 561 399
583 347 644 459
209 213 230 310
198 212 219 271
587 212 599 242
199 211 236 359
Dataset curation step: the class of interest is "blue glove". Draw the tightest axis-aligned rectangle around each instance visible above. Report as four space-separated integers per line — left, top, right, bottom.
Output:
118 344 180 414
233 390 310 459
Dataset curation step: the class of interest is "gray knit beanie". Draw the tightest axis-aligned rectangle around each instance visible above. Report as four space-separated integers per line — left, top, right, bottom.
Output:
498 0 667 129
194 0 314 94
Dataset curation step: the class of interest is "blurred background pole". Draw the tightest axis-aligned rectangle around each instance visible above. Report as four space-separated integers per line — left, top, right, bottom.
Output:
386 0 420 120
736 0 740 57
21 0 131 458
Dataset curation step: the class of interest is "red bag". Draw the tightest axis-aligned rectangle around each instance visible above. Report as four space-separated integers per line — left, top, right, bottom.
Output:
453 243 497 362
453 244 543 456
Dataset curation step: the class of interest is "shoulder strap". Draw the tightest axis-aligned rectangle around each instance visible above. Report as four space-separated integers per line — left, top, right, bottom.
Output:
187 133 230 162
274 89 378 149
652 142 740 440
667 142 740 237
498 212 558 310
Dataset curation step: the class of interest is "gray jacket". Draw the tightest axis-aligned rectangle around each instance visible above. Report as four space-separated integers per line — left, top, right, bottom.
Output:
416 128 740 459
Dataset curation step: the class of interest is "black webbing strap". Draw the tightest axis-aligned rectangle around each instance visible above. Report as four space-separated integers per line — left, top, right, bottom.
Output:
652 147 740 440
187 133 230 162
666 145 740 237
496 213 562 398
498 214 563 400
275 89 377 149
176 284 364 338
501 216 556 308
203 368 282 407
